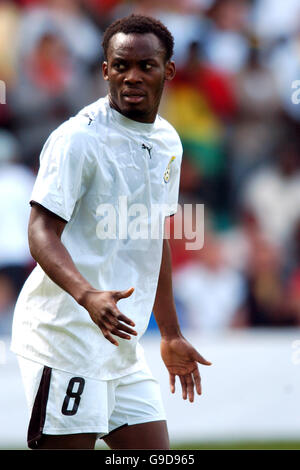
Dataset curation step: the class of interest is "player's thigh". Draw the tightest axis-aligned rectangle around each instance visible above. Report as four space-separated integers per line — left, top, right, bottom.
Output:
103 367 169 449
103 420 170 450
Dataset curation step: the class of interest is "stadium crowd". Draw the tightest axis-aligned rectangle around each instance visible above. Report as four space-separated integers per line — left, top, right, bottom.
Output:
1 0 300 335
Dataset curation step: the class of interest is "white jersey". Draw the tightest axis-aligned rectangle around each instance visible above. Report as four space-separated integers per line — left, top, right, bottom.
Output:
11 97 182 380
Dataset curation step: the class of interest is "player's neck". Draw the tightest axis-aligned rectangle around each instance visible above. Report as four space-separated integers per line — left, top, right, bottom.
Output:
108 95 157 124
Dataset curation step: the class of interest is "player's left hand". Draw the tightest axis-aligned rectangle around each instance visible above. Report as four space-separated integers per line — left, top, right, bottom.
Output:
160 336 212 402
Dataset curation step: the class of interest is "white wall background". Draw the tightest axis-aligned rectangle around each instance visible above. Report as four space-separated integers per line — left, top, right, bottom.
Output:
1 328 300 449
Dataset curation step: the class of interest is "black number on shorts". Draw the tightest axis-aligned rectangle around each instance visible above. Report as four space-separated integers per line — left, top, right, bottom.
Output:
61 377 85 416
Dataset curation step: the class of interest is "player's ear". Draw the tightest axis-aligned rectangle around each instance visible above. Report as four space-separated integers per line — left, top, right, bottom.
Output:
102 61 109 81
164 61 176 82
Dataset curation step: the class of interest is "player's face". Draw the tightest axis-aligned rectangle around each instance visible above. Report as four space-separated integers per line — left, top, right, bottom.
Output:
102 32 175 123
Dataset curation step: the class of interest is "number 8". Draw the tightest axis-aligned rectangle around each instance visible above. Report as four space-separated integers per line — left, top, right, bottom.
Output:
61 377 85 416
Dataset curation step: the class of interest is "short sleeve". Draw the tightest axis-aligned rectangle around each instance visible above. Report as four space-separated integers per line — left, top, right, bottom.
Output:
165 149 182 217
30 128 92 222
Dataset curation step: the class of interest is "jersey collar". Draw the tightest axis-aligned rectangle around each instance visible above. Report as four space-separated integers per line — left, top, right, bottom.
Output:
107 96 157 134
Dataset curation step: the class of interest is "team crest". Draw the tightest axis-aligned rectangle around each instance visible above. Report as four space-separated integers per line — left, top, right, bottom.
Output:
163 156 176 183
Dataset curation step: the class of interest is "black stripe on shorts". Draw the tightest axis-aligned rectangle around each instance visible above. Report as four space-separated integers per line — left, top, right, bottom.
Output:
27 366 52 449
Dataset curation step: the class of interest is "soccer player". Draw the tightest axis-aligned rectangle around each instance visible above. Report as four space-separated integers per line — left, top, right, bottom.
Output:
11 14 211 450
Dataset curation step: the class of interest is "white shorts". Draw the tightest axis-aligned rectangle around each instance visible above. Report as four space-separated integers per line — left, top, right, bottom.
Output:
17 356 166 449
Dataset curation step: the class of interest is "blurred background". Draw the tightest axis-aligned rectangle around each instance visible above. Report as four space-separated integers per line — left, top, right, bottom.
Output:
1 0 300 450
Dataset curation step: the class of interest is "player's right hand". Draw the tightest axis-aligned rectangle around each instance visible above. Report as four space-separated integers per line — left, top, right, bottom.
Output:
81 287 137 346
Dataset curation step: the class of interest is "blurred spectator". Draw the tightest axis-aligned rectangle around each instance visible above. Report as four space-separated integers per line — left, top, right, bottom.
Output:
17 0 102 67
0 130 35 295
286 218 300 275
284 219 300 324
242 137 300 249
243 235 297 327
286 259 300 325
267 32 300 123
12 1 44 6
177 157 203 203
84 0 128 29
166 203 205 271
229 43 282 207
133 0 206 68
173 233 247 332
0 1 20 87
203 0 252 74
161 41 236 217
0 270 16 336
10 30 96 166
233 43 281 127
252 0 300 43
220 209 262 274
8 0 106 166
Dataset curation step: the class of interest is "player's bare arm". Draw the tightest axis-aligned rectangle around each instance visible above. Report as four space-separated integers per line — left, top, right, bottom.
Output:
28 203 137 346
153 238 212 402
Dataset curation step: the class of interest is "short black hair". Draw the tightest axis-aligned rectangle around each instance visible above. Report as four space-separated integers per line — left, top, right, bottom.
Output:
102 14 174 62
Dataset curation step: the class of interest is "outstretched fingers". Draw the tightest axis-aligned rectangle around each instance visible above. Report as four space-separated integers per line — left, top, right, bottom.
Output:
179 375 195 401
179 376 187 400
181 375 195 402
101 327 119 347
117 313 136 328
100 319 136 346
169 373 176 394
192 368 202 396
106 308 137 333
100 303 137 345
111 291 136 328
177 369 202 402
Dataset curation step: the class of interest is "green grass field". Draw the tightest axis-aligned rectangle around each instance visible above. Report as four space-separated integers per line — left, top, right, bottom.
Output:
93 440 300 451
2 440 300 450
171 441 300 450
